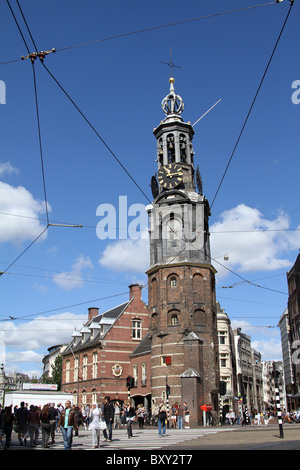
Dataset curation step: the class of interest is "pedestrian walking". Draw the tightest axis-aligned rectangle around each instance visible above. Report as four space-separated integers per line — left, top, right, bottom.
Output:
176 403 183 429
183 402 190 428
158 400 168 437
83 404 90 430
58 400 77 450
56 403 64 431
137 404 145 429
74 405 84 436
1 406 14 449
48 403 58 444
89 403 102 448
171 404 177 428
102 396 114 442
40 404 51 448
114 401 122 429
15 401 29 445
28 405 40 447
125 402 136 438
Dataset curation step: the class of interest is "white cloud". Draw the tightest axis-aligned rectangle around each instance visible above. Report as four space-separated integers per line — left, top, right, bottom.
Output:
0 313 86 353
0 181 49 244
53 254 94 290
252 338 282 361
231 319 282 361
210 204 300 278
99 235 149 273
6 350 43 364
0 312 86 376
0 161 19 177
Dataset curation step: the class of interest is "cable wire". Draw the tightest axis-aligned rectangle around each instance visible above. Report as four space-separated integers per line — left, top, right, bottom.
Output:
1 2 278 65
0 226 49 276
210 0 294 208
0 291 129 322
31 62 50 224
56 2 278 53
41 61 152 203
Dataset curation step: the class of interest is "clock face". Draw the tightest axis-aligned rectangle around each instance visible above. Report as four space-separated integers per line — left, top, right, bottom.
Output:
157 163 183 189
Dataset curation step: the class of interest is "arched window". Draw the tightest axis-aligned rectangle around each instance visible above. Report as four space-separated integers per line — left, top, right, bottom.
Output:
167 134 175 163
167 274 180 303
193 273 203 303
151 313 158 330
168 309 180 326
151 278 158 306
157 138 163 165
92 389 97 404
194 308 206 326
82 390 87 407
179 134 187 163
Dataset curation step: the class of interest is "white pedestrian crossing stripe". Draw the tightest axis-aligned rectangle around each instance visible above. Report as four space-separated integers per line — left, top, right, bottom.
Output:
52 427 231 450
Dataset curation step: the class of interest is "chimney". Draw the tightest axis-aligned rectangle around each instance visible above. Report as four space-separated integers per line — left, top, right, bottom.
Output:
88 307 99 321
129 283 142 300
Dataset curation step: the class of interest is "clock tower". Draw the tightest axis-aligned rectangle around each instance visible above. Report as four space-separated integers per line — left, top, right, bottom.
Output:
146 77 219 426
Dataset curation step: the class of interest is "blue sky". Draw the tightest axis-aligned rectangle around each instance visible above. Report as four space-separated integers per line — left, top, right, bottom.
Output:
0 0 299 378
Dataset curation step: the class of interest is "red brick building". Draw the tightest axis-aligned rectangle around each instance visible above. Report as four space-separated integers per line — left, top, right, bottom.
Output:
61 284 150 407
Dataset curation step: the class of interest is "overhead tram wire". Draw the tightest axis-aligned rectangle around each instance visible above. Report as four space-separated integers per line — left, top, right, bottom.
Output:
15 0 50 225
4 2 290 297
1 210 300 235
0 227 49 276
4 1 292 212
0 2 279 66
210 0 294 209
0 291 129 322
12 0 152 205
7 0 49 225
5 0 51 277
166 222 288 296
40 62 152 204
57 3 279 53
2 1 83 276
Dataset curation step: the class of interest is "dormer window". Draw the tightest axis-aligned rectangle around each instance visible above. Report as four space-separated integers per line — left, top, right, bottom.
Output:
72 330 82 347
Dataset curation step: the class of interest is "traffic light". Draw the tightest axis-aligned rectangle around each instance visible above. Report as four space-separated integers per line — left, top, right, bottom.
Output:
219 380 226 396
166 385 171 396
126 376 134 389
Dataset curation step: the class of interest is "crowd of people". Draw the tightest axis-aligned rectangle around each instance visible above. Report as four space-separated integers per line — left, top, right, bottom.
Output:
0 397 191 449
221 408 300 426
0 400 80 449
2 398 298 449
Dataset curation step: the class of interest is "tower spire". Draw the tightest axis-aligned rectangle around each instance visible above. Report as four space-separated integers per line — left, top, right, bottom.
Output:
161 48 184 118
161 46 181 78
